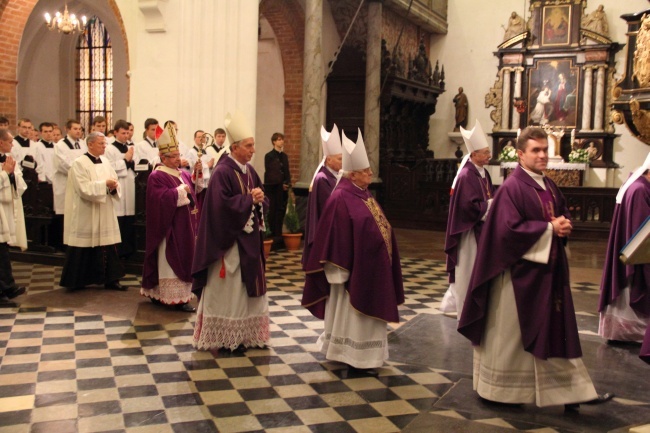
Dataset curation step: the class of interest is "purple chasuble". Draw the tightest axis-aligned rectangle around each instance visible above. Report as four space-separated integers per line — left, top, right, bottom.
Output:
301 165 338 269
142 169 199 288
445 162 494 283
301 177 405 323
599 176 650 316
191 157 269 297
458 165 582 360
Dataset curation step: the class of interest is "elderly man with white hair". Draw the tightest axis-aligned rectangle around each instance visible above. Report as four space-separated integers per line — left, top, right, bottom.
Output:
302 129 405 377
191 110 270 353
59 131 126 292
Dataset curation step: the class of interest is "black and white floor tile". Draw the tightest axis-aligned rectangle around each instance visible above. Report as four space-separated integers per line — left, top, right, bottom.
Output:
0 250 648 433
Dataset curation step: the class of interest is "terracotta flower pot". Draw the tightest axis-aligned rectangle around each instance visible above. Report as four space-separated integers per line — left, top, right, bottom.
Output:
282 233 302 251
263 239 273 259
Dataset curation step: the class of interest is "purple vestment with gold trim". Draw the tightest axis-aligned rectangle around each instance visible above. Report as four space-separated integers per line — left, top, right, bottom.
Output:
301 177 405 323
459 165 582 360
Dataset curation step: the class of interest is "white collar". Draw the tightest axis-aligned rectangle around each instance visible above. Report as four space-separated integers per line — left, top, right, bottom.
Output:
470 161 486 178
326 165 338 176
521 166 546 190
229 155 247 174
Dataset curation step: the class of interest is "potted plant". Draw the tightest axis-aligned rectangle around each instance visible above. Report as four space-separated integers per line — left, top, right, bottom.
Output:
262 213 273 259
282 188 302 251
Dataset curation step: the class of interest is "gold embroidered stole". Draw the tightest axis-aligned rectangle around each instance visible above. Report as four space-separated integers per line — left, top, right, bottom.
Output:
362 197 393 263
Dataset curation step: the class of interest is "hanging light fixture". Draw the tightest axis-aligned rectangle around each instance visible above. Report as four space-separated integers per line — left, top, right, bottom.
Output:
44 4 87 35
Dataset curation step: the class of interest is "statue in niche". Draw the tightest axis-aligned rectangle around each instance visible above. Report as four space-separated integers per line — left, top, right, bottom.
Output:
502 11 526 41
586 142 599 161
453 87 469 131
582 4 609 37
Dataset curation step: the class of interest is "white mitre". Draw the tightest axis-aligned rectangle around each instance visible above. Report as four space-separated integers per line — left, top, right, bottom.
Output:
342 128 370 172
616 151 650 204
460 119 489 153
309 124 343 189
451 119 490 190
322 123 342 156
224 110 254 144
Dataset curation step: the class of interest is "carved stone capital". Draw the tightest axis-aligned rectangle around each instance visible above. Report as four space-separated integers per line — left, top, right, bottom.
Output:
139 0 166 33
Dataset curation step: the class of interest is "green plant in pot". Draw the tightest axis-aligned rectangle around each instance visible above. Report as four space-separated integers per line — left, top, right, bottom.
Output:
262 212 273 259
282 188 302 250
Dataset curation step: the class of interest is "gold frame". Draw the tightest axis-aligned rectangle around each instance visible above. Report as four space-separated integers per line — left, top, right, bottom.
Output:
541 5 571 47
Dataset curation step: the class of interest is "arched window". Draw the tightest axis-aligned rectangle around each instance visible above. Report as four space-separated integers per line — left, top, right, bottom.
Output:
76 16 113 131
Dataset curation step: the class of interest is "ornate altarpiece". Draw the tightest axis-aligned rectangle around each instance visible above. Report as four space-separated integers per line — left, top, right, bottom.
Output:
485 0 626 238
487 0 622 170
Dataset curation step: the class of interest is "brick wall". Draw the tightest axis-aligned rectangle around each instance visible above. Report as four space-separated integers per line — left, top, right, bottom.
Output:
260 0 304 186
0 0 37 128
0 0 127 130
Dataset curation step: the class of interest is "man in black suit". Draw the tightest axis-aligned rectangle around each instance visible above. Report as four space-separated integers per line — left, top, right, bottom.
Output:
264 132 291 237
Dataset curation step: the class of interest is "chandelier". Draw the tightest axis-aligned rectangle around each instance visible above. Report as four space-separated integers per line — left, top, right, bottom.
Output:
44 4 87 35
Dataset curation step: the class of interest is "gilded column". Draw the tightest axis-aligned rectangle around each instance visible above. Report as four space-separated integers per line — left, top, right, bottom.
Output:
364 0 382 177
501 68 512 130
581 66 594 131
593 65 606 132
511 67 524 130
299 0 324 184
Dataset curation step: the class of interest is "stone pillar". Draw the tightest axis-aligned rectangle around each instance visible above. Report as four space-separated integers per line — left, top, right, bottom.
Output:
298 0 324 185
501 68 512 130
511 67 524 130
364 0 383 176
175 0 259 139
581 66 594 131
593 65 606 132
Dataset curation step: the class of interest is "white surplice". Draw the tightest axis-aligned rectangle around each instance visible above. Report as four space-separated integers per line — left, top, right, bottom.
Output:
63 155 121 247
193 243 269 351
317 264 389 369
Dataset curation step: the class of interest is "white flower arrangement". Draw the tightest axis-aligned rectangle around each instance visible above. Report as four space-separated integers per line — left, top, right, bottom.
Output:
498 145 518 162
568 148 589 163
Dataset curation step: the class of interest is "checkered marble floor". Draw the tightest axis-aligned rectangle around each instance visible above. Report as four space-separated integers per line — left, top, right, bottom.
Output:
1 250 637 433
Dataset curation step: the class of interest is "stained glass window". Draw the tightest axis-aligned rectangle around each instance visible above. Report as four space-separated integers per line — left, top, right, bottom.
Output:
76 16 113 131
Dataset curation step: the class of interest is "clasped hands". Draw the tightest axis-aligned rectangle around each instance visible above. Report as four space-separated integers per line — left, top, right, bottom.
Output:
251 187 265 204
551 215 572 238
2 155 15 174
105 178 118 192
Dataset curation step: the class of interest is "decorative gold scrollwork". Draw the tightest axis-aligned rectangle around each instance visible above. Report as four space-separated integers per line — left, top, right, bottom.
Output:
633 14 650 88
629 99 650 144
610 110 624 125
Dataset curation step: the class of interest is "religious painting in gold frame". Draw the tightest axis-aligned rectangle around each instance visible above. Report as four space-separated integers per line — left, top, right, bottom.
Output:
541 5 571 47
527 59 579 129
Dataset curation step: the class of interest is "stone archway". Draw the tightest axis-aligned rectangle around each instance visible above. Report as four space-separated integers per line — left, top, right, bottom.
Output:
259 0 304 185
0 0 129 127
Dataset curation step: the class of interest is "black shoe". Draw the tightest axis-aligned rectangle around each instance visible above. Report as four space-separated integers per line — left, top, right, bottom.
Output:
0 293 9 303
175 303 196 312
585 392 615 405
565 403 580 412
232 344 247 353
105 281 127 291
5 287 26 299
347 366 379 377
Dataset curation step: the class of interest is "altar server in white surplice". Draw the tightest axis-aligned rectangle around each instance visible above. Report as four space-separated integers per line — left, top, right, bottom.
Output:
59 132 126 292
104 119 136 258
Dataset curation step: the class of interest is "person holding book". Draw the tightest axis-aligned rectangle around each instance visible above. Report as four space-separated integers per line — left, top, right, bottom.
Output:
598 153 650 343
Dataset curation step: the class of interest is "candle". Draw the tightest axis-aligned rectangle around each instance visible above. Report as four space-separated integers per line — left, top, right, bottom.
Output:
517 128 521 140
